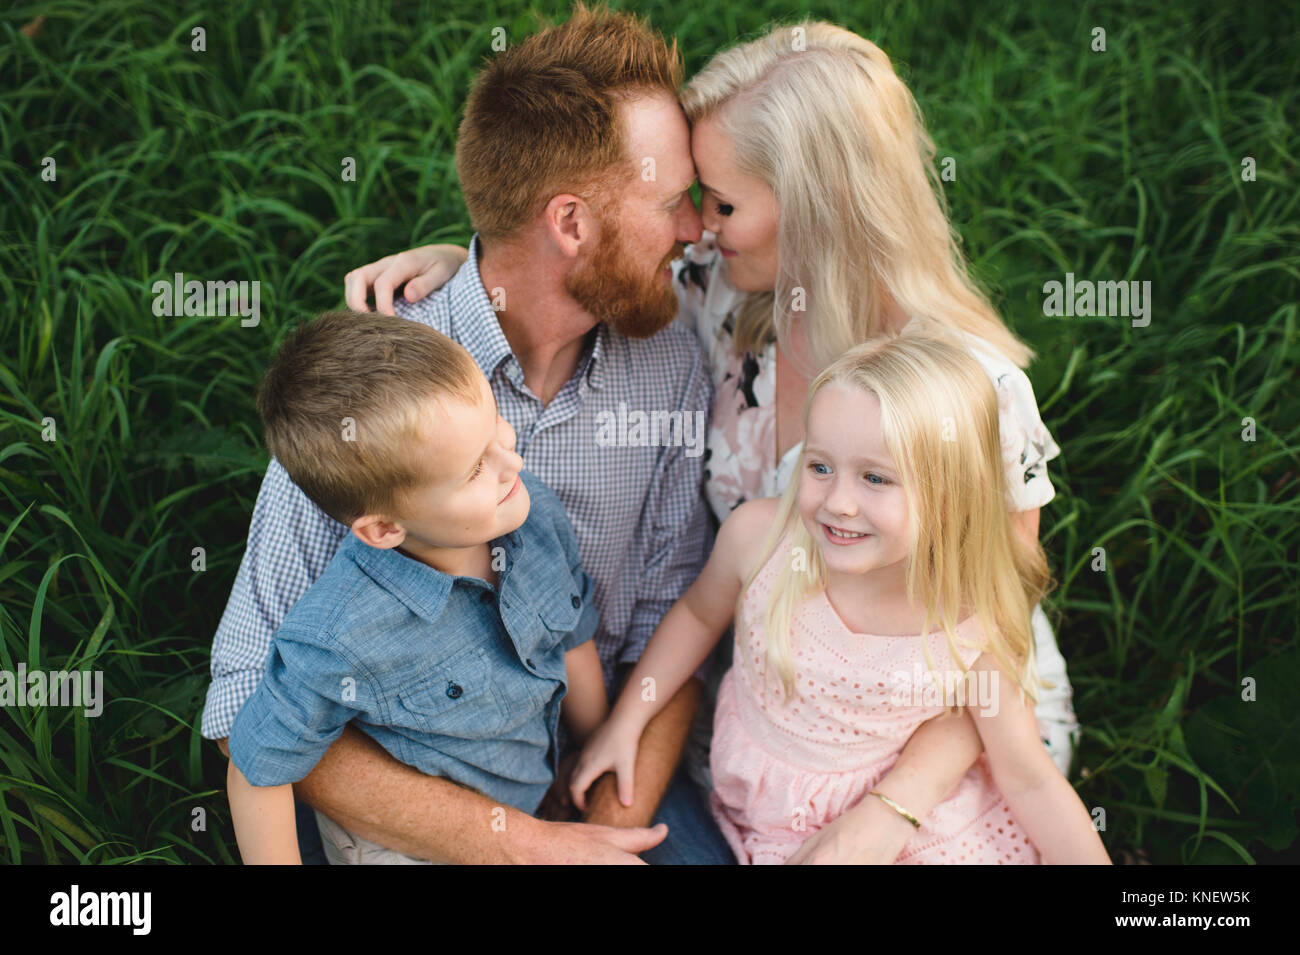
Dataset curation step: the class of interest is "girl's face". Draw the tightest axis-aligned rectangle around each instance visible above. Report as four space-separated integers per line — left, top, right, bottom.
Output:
797 382 912 579
690 115 780 293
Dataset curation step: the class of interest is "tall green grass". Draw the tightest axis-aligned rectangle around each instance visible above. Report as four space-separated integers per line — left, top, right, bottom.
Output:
0 0 1295 863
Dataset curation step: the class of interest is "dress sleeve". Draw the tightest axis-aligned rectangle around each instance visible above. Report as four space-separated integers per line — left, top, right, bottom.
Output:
994 367 1062 512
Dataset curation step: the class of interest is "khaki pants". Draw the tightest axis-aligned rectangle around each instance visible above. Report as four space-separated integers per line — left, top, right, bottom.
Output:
313 810 444 865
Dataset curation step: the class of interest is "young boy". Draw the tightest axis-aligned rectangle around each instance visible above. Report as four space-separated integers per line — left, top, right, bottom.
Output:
225 311 607 864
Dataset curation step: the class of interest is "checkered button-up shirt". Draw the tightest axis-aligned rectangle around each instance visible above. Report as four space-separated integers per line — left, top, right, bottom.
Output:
202 235 715 741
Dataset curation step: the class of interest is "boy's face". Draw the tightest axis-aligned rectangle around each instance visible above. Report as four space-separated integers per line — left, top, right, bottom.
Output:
354 373 530 571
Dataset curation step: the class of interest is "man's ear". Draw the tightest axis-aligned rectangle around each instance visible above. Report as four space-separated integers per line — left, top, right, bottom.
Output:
351 512 407 550
542 193 596 258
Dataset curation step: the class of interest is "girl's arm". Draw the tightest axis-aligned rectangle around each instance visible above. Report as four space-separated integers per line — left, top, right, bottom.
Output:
967 653 1111 864
568 498 777 809
561 641 609 743
227 760 302 865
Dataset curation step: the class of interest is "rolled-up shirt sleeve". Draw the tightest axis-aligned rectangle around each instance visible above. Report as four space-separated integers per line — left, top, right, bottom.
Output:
227 629 373 787
202 457 348 740
621 347 715 680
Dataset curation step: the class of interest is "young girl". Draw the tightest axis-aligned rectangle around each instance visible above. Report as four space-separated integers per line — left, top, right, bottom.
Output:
568 331 1110 865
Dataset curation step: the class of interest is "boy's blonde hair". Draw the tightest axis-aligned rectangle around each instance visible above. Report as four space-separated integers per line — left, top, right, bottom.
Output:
257 311 482 526
741 329 1051 700
680 21 1034 373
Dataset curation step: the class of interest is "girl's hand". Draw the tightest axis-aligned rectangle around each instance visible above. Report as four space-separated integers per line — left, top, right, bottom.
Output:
784 795 916 865
568 716 643 812
342 244 468 315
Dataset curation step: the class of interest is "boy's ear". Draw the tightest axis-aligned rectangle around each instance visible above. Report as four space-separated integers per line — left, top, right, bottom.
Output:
351 513 406 550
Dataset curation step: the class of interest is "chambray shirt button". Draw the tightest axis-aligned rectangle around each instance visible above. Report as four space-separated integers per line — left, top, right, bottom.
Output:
570 594 581 608
446 683 463 699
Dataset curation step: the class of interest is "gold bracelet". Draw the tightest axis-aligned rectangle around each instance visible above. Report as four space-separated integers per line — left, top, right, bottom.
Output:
869 790 921 829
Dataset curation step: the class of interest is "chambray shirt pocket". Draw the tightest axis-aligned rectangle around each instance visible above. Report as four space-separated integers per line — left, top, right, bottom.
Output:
538 583 597 654
387 645 509 751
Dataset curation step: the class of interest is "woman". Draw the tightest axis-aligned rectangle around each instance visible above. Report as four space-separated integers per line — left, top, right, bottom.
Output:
343 20 1079 863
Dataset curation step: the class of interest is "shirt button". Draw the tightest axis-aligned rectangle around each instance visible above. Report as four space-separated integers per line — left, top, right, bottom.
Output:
446 682 463 699
570 594 581 609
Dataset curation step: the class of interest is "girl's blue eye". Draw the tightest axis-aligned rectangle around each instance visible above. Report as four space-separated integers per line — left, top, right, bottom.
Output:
865 473 888 485
809 461 830 475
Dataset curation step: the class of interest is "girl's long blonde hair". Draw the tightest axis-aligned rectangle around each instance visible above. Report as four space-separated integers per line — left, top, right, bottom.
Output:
741 329 1051 701
680 20 1033 374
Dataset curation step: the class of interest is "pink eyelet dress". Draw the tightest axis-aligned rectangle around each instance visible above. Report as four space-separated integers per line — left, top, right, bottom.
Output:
708 532 1041 865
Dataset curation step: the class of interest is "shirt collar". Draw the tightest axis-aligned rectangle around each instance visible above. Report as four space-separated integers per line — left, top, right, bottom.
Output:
447 234 516 382
581 322 607 391
452 233 607 391
340 525 527 627
340 532 454 625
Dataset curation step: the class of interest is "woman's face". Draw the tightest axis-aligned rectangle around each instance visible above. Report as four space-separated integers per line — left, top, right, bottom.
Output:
691 115 780 293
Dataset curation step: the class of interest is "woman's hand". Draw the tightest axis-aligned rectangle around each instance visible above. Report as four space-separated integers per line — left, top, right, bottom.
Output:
568 716 643 812
785 793 919 865
343 244 469 314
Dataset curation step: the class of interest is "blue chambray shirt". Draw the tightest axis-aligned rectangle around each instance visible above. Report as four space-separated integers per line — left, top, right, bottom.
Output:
227 469 597 814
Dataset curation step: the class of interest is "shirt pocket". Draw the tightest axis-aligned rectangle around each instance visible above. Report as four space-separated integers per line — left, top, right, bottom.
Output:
391 646 507 742
537 588 585 653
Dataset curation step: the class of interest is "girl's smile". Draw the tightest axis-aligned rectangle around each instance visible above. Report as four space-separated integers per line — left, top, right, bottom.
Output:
821 522 871 544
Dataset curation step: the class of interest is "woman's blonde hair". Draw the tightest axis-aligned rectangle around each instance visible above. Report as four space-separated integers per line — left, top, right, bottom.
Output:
741 329 1050 701
680 21 1033 373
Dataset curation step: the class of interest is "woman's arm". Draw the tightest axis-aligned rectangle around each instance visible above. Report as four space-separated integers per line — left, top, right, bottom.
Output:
786 709 982 864
865 503 1041 818
967 653 1110 864
343 244 469 314
1010 506 1041 547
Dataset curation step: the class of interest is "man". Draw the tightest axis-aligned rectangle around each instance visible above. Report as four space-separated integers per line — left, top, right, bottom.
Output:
204 3 733 864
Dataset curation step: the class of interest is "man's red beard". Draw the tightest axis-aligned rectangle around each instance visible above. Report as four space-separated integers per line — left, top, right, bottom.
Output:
565 213 684 339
